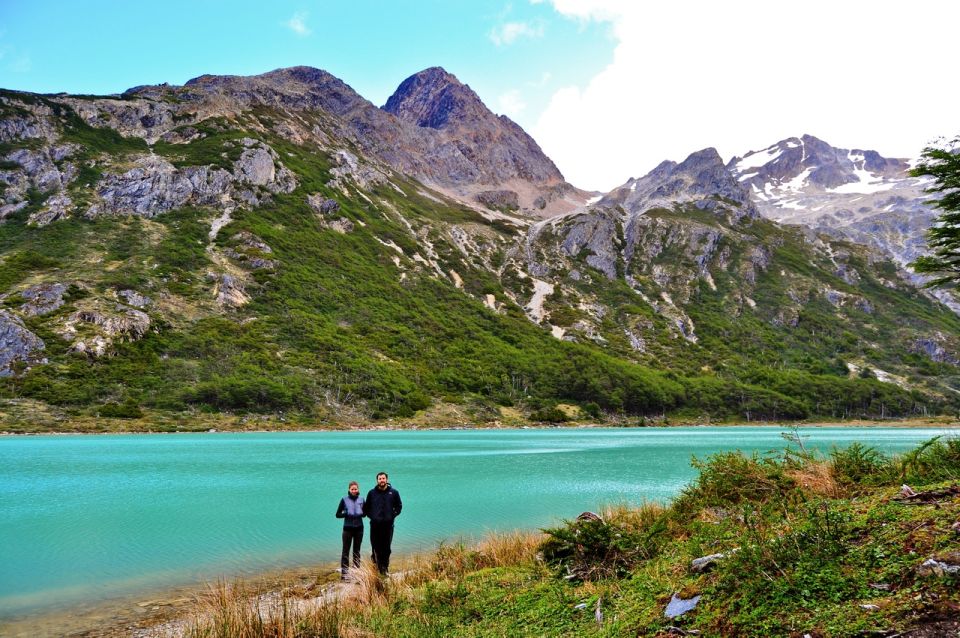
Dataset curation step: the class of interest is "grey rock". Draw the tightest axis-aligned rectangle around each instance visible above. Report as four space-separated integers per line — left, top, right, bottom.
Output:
29 192 73 226
159 127 204 144
213 273 249 307
0 310 46 376
73 307 151 341
664 593 701 619
327 217 355 234
231 231 272 253
690 552 726 573
118 289 152 308
911 336 960 365
87 145 296 218
0 201 28 221
917 555 960 578
20 282 69 316
307 193 340 214
233 146 277 186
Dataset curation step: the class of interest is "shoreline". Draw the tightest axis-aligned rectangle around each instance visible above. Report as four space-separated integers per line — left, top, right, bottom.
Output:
3 417 959 436
0 560 346 638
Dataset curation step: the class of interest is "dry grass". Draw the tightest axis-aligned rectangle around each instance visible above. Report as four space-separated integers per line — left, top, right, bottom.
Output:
600 501 668 529
427 529 543 580
787 460 842 498
170 530 544 638
183 580 348 638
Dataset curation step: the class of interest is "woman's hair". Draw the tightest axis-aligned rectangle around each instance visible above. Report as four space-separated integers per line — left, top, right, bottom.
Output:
348 481 359 488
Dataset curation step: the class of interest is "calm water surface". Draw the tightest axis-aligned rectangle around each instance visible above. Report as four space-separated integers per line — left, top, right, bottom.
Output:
0 426 953 618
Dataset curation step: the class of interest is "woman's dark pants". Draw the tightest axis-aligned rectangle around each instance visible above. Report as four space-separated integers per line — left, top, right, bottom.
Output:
341 526 363 573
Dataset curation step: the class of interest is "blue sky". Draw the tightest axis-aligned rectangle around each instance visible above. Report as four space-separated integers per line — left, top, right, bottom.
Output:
0 1 612 128
1 1 957 191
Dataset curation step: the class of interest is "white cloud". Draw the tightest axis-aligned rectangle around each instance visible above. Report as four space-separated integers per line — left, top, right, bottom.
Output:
285 11 311 36
498 89 527 117
489 21 544 46
533 1 960 192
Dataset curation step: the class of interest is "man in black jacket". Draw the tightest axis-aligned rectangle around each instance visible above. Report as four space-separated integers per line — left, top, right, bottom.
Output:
363 471 402 574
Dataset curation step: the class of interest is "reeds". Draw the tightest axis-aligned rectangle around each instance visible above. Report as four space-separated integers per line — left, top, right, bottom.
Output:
184 580 347 638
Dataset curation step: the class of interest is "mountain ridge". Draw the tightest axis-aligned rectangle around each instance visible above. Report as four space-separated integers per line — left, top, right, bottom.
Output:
1 66 958 428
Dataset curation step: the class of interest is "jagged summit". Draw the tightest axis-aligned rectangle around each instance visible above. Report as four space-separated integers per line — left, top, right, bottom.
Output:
729 134 909 192
383 67 481 130
600 147 758 220
379 66 578 213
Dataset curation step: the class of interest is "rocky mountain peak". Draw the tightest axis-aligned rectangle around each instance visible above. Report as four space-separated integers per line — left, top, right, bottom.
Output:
600 147 758 220
727 134 937 288
729 134 910 192
379 67 572 210
382 67 480 130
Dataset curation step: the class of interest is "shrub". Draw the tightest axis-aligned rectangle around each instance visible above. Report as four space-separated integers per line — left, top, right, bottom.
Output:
529 406 568 423
829 442 890 487
540 505 666 580
673 451 799 515
97 398 144 419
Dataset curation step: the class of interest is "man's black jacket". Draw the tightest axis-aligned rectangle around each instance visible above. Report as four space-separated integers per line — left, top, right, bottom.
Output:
363 483 402 525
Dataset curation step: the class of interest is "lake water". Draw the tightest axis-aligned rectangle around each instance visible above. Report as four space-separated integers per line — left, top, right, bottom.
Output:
0 426 954 620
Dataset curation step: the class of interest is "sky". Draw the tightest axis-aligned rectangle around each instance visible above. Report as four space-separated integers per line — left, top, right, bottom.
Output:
1 1 957 192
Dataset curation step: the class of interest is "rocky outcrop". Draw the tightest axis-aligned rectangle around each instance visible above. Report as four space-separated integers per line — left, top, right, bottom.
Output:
0 310 46 375
118 289 152 308
72 307 151 341
86 140 296 218
225 232 277 269
307 193 340 214
19 282 69 316
65 305 151 358
0 144 79 224
212 273 249 307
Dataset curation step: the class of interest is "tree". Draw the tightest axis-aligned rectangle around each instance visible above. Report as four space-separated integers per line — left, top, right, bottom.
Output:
910 136 960 287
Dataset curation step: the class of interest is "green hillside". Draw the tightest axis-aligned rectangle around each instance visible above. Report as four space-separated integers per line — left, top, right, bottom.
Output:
1 88 959 429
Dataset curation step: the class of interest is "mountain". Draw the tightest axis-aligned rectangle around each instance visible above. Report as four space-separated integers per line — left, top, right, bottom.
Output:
0 67 958 429
728 134 936 277
383 67 580 214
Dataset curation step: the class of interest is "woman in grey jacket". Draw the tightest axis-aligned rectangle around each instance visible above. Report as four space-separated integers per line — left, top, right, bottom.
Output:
335 481 365 578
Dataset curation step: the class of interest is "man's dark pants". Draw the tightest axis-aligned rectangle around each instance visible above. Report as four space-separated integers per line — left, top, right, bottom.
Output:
341 527 363 572
369 522 394 574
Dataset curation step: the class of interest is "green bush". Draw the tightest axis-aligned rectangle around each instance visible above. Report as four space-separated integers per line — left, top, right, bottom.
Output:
529 406 568 423
97 399 144 419
540 515 656 580
829 442 890 487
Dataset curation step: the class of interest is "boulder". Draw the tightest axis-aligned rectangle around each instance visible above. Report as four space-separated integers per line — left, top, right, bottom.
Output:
118 289 152 308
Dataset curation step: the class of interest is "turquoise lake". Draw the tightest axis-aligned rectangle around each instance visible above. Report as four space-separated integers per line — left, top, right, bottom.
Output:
0 427 954 619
